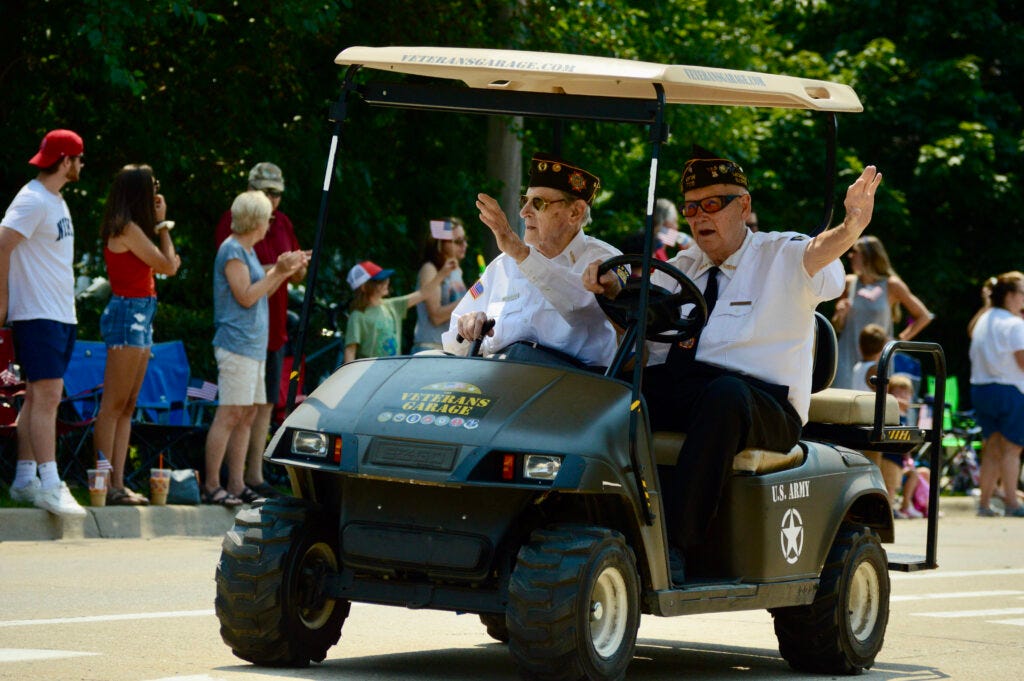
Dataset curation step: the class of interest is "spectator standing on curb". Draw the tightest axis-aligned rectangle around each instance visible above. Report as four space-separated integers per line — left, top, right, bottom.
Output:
215 162 305 499
93 165 180 505
969 271 1024 518
831 235 933 388
410 218 468 353
344 258 456 362
0 129 87 516
204 190 309 507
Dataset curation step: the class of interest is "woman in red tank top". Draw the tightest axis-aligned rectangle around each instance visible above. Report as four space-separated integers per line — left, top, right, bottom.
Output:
93 165 180 504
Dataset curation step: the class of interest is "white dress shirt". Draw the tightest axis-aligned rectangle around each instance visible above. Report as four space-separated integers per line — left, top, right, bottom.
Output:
647 229 844 422
442 229 621 367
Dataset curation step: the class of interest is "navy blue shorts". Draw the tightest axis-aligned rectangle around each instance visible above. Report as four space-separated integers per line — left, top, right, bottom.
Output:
11 319 76 382
971 383 1024 446
100 295 156 348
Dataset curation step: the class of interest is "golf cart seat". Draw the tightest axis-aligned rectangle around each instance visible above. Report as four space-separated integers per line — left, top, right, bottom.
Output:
652 312 899 473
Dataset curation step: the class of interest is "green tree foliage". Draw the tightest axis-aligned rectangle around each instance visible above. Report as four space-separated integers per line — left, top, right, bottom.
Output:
1 0 1020 386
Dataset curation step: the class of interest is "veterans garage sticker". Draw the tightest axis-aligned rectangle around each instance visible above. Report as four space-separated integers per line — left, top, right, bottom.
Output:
398 382 495 418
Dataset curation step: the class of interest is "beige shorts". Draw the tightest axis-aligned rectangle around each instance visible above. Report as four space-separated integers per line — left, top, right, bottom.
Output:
214 347 267 406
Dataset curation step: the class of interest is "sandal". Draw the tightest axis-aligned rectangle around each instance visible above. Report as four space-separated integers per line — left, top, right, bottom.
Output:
201 486 243 507
107 487 150 506
237 486 266 505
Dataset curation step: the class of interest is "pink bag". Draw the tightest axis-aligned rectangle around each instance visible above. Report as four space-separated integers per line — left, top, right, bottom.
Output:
912 475 930 517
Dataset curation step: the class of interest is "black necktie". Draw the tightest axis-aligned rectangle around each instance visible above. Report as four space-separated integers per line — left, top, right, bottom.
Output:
668 266 720 369
702 266 721 318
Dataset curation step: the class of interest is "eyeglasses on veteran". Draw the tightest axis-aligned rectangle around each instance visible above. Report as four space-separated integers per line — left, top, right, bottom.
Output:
683 194 743 218
519 195 568 212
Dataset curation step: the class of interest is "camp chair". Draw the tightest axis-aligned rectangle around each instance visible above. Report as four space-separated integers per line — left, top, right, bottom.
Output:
0 328 25 485
126 341 214 485
59 340 107 486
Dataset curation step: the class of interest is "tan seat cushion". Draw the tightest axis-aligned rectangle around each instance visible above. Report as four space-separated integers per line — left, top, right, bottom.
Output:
808 388 899 426
652 432 805 474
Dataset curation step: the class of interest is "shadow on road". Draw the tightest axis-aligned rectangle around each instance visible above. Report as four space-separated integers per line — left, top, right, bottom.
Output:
215 638 949 680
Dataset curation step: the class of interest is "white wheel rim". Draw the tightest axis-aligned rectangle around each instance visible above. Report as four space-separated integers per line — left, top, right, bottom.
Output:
589 566 629 658
848 559 881 643
297 541 338 629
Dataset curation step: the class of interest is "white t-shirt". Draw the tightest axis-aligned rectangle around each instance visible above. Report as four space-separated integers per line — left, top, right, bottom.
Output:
1 179 77 323
442 229 620 367
969 307 1024 393
648 229 845 422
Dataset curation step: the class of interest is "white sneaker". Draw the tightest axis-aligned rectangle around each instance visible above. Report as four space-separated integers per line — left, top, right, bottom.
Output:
34 482 87 517
9 478 41 503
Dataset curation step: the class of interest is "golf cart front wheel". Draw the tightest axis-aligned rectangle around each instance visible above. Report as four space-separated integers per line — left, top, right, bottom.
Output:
216 498 349 666
508 525 640 681
771 524 890 674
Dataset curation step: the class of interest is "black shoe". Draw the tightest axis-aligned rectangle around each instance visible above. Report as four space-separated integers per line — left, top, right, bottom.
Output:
668 545 686 586
247 481 283 498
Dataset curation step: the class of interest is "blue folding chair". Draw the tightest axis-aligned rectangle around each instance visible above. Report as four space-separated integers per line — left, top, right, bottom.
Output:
59 341 107 485
127 341 213 485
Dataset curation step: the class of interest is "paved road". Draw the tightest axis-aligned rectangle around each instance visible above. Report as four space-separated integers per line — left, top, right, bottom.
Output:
1 516 1022 680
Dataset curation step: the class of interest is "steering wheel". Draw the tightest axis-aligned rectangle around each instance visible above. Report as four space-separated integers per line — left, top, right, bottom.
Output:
596 254 707 343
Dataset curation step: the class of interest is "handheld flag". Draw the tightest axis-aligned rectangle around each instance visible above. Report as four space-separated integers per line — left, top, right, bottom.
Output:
430 220 454 240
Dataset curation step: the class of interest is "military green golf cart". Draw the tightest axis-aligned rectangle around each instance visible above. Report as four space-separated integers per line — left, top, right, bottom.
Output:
214 46 946 681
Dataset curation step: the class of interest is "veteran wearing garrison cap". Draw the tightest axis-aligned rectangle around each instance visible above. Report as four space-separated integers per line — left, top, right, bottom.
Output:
584 145 882 583
442 152 620 368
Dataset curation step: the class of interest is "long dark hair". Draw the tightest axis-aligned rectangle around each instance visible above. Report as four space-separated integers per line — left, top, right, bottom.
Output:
100 164 157 244
418 217 465 269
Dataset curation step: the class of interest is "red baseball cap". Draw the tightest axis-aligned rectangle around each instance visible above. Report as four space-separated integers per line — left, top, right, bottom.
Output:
29 129 84 168
347 260 395 291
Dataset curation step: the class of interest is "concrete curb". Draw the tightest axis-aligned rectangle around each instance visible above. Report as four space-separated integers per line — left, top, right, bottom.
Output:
0 504 240 541
0 495 983 542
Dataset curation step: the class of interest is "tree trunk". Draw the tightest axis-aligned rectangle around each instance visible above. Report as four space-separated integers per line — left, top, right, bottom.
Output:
484 115 523 259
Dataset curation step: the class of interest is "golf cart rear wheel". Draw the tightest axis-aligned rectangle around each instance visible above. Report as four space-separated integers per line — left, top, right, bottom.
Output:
479 613 510 643
216 497 349 666
508 525 640 681
771 524 889 674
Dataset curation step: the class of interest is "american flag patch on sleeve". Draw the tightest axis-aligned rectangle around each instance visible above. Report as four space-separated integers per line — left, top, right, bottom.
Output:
469 280 485 299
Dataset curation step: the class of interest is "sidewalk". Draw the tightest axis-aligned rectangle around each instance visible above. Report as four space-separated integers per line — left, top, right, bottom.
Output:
0 495 982 542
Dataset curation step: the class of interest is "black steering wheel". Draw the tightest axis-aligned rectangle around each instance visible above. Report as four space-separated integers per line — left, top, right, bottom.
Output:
596 254 708 343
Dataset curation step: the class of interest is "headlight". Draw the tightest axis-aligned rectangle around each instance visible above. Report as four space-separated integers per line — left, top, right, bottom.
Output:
523 454 562 481
291 431 329 458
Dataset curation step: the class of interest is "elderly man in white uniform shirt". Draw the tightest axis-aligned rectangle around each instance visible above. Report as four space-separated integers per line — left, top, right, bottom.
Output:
584 145 882 582
442 152 620 369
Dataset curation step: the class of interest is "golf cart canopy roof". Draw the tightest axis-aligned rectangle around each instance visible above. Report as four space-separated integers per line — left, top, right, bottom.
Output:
335 46 862 113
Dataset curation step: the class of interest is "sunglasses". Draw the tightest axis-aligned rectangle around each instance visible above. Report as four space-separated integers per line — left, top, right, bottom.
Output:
519 195 568 212
263 188 283 198
683 194 742 218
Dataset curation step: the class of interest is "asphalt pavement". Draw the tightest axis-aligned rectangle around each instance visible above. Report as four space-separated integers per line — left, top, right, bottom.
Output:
0 494 983 541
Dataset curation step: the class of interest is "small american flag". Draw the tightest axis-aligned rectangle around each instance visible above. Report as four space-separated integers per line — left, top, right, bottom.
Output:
469 280 485 299
95 452 114 474
187 380 218 401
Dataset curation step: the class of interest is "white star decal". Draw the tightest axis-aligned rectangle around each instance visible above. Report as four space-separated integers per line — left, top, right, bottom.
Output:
780 508 804 565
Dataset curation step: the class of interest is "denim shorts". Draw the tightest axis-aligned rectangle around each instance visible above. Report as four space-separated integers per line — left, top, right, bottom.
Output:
971 383 1024 446
11 319 76 381
100 295 157 348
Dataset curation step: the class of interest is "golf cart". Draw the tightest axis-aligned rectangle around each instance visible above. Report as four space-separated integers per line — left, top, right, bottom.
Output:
214 46 946 680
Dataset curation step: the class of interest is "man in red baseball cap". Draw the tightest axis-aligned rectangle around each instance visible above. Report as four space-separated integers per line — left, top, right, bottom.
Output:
0 129 86 516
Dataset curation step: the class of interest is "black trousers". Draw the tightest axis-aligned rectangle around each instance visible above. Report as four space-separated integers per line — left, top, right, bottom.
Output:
644 361 802 548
